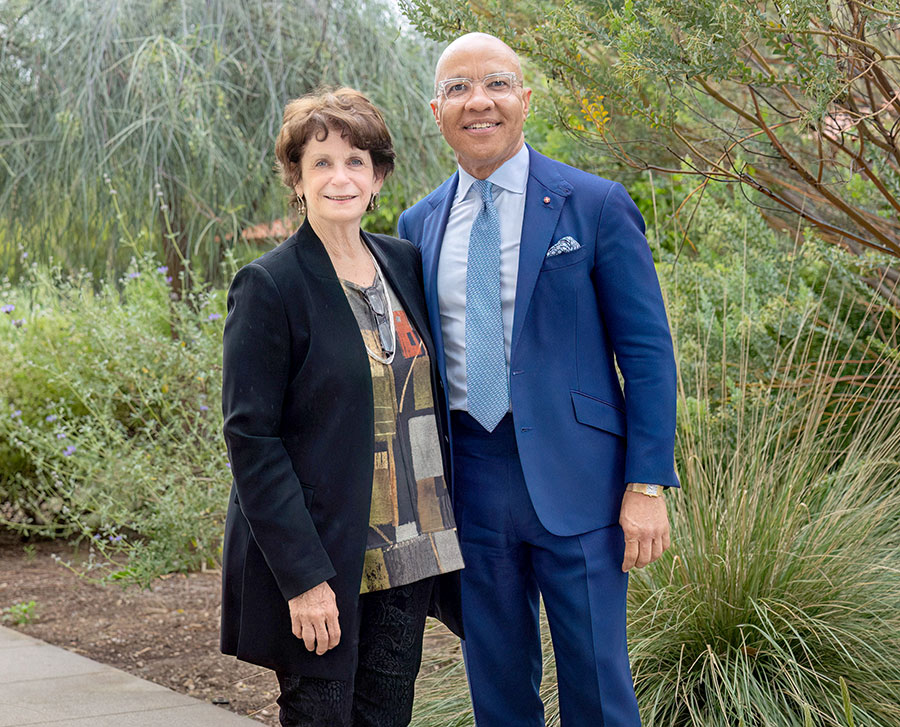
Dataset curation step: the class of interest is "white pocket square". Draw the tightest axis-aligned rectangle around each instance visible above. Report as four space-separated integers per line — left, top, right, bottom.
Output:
546 236 581 257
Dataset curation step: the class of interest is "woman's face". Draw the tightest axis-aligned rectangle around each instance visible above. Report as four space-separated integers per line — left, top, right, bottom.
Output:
295 129 383 227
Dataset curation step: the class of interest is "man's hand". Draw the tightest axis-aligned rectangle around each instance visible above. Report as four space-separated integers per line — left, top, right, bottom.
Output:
619 490 671 572
288 581 341 655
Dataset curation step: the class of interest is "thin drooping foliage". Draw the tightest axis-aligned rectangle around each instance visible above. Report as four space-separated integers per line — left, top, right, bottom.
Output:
0 0 452 285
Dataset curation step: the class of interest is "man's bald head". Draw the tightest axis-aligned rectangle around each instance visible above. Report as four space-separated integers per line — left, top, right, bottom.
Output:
434 33 523 89
429 31 531 179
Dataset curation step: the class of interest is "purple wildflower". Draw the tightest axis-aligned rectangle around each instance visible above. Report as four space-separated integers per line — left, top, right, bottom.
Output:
165 276 173 284
11 410 21 419
12 319 24 328
127 271 140 279
45 414 58 422
108 534 124 543
207 312 222 321
63 445 76 457
156 265 168 274
56 432 67 440
1 304 13 314
199 405 210 412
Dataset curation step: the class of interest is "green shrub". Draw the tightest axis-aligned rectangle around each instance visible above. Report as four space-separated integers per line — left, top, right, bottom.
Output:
653 182 898 407
0 257 230 583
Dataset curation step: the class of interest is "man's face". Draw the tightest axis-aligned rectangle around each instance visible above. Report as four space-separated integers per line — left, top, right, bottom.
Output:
431 38 531 179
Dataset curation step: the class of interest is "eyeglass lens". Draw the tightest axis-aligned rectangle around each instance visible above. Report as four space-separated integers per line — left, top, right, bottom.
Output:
442 73 516 101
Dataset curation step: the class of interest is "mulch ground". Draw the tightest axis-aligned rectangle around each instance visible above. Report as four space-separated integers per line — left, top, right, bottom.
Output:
0 532 460 725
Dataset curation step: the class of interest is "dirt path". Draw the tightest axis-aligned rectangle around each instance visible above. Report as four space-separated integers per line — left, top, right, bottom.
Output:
0 533 460 725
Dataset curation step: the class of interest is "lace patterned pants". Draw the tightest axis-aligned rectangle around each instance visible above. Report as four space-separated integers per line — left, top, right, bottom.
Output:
275 576 434 727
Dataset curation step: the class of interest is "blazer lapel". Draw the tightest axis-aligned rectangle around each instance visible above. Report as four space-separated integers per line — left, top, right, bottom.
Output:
511 148 573 358
288 219 343 279
418 174 458 384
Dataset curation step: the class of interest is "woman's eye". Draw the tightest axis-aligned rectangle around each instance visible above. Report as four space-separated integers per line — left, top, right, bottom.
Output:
314 160 328 168
349 158 363 166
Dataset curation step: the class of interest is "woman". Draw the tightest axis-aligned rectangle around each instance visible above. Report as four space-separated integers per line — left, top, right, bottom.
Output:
220 88 463 727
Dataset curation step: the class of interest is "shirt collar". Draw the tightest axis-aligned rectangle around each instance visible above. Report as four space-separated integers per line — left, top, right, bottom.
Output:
455 143 530 203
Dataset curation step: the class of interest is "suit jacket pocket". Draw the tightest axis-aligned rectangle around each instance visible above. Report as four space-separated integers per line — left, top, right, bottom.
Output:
540 245 590 271
570 391 626 438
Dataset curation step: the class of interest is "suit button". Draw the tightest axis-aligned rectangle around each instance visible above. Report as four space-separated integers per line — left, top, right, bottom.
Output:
520 427 532 432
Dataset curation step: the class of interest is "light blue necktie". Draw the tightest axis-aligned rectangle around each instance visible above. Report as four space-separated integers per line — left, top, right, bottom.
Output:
466 180 509 432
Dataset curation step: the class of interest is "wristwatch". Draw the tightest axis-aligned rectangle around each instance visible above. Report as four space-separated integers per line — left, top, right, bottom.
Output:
625 482 664 497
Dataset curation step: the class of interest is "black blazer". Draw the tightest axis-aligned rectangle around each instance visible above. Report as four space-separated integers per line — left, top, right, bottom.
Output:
220 220 461 677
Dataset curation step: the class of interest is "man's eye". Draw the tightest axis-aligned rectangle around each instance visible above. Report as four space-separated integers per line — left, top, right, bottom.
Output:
487 79 510 90
448 82 469 95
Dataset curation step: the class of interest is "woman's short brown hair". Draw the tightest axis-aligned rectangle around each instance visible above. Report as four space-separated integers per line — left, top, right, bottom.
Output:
274 87 395 191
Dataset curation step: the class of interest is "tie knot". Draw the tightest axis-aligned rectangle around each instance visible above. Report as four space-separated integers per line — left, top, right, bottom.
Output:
474 179 494 205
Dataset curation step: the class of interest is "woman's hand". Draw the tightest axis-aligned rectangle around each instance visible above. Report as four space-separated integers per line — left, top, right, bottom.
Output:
288 582 341 655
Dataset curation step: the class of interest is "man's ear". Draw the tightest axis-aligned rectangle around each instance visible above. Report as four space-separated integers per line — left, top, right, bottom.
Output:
430 99 441 129
521 86 532 120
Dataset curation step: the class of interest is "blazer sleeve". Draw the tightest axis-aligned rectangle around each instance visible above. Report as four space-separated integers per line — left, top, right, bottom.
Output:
222 263 337 601
593 184 679 488
396 210 409 244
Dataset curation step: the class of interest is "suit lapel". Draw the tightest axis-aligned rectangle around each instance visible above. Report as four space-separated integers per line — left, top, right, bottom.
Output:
418 174 458 384
511 148 573 358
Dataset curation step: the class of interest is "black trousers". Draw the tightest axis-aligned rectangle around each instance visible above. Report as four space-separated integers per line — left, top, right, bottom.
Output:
275 576 434 727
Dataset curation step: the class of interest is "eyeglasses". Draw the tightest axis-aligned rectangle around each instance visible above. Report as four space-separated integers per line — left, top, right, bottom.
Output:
362 284 395 357
436 72 521 103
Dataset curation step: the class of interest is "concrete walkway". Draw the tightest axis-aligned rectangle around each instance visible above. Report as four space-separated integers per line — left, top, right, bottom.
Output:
0 625 258 726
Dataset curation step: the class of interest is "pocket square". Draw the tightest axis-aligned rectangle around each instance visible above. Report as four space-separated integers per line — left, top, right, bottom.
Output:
546 236 582 257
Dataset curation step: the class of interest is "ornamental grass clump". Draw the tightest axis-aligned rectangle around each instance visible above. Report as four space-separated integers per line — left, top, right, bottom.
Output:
0 258 229 583
628 297 900 726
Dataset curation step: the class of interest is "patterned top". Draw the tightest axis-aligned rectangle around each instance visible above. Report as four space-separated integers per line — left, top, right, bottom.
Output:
340 273 464 594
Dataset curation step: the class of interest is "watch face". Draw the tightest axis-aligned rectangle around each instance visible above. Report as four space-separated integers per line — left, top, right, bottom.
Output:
646 484 660 496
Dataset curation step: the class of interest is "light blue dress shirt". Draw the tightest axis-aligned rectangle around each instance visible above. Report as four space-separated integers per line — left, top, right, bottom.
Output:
437 144 529 412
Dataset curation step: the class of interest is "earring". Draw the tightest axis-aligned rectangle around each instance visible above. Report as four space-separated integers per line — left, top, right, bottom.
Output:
366 193 379 212
296 194 306 216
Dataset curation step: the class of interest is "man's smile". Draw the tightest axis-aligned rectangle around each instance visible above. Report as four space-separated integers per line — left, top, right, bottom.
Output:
463 121 501 131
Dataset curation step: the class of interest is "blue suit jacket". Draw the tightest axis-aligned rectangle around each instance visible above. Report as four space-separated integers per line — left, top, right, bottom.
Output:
398 146 678 536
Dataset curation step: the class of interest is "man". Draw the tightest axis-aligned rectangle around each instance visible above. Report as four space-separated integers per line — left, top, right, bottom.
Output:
398 33 678 726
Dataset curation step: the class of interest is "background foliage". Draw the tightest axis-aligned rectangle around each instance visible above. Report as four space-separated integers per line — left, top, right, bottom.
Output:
0 0 454 285
0 255 230 583
402 0 900 298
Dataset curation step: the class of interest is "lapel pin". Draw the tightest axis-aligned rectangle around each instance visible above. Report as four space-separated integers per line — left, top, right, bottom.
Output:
543 196 551 205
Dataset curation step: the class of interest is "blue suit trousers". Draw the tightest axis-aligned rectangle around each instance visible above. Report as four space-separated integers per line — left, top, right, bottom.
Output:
451 411 641 727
